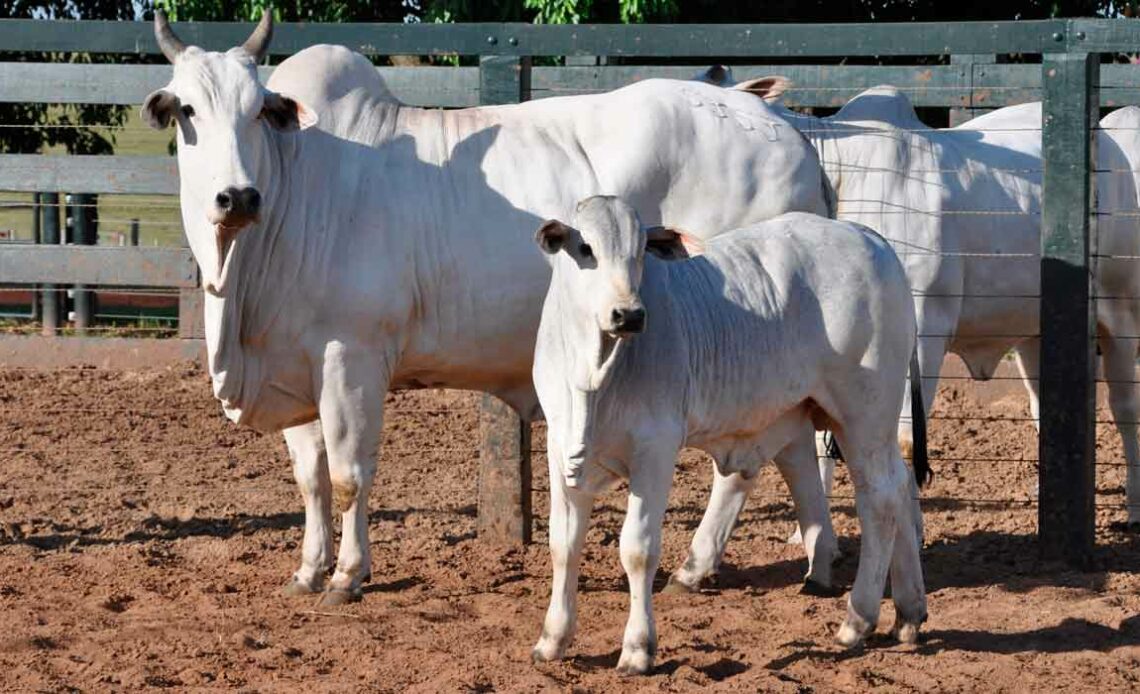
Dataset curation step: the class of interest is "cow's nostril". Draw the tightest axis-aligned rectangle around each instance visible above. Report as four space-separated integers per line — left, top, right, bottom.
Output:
611 309 625 326
215 191 233 210
244 188 261 214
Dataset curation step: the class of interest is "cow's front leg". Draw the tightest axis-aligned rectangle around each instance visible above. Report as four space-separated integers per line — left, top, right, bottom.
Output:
316 340 389 606
282 420 333 595
616 442 677 676
665 462 756 593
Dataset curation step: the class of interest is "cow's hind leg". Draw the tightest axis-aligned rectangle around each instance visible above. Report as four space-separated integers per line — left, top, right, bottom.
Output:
887 449 927 644
533 439 595 663
317 341 389 606
282 420 333 595
775 426 838 592
1101 334 1140 526
616 440 678 675
665 461 757 593
788 431 835 546
837 441 914 648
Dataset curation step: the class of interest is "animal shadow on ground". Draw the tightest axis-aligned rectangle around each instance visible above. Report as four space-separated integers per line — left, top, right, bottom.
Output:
0 504 477 551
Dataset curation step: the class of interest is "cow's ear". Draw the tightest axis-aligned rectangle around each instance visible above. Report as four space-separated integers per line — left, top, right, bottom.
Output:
535 220 571 255
695 64 734 86
645 226 690 260
733 75 792 103
141 89 180 129
261 92 319 131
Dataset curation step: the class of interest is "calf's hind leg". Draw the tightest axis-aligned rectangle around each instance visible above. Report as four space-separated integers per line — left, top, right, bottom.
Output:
837 441 920 647
282 420 333 595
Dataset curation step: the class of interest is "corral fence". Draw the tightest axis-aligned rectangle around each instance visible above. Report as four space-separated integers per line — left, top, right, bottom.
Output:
0 17 1133 566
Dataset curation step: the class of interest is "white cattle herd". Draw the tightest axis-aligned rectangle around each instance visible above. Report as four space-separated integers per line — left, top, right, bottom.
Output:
140 11 1138 674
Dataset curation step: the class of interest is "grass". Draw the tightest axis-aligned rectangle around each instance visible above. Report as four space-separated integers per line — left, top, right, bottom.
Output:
0 111 185 248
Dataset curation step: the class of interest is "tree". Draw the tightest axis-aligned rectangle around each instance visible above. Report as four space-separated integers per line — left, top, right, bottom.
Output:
0 1 142 156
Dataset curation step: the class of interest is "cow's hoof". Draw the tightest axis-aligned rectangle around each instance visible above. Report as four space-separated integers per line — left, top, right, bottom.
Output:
615 647 654 676
662 574 700 595
800 579 835 597
531 632 570 663
317 587 362 607
282 576 321 597
891 619 922 645
835 614 874 648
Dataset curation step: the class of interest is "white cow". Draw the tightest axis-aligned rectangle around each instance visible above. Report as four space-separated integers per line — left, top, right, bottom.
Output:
668 79 1140 592
531 196 924 673
141 13 832 604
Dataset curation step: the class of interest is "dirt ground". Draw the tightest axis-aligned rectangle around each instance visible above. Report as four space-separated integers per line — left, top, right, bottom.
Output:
1 357 1139 693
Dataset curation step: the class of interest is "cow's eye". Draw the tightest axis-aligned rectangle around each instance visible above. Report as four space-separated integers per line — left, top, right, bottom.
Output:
578 243 593 259
181 104 195 119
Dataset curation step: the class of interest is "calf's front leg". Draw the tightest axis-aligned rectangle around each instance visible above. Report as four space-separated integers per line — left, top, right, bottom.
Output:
616 442 677 675
316 340 389 606
533 439 595 663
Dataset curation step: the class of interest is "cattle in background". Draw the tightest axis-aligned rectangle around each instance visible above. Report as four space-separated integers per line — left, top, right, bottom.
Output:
531 197 925 673
670 75 1140 592
141 13 831 605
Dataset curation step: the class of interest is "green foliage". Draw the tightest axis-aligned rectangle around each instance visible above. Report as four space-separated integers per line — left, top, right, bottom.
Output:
0 1 139 155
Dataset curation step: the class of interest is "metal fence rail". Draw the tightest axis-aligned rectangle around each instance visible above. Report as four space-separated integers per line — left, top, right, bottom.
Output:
2 16 1138 564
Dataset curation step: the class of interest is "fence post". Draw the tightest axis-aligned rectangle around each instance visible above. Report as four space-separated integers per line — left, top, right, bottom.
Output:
71 193 95 332
40 192 60 336
949 54 996 127
476 52 533 545
129 218 140 247
1038 49 1098 566
29 193 41 322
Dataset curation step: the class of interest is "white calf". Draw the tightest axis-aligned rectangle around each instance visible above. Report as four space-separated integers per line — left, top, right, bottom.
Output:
530 196 925 674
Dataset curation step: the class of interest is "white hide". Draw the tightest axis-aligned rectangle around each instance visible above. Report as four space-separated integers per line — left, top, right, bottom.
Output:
676 88 1140 592
531 198 924 672
145 24 831 603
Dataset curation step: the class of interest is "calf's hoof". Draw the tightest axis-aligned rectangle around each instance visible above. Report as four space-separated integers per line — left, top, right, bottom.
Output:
615 646 654 676
835 612 874 648
282 576 321 596
317 587 362 607
662 573 700 595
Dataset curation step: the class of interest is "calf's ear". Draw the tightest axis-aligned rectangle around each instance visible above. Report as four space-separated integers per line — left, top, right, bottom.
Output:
261 92 319 131
535 219 572 254
645 226 690 260
141 89 180 129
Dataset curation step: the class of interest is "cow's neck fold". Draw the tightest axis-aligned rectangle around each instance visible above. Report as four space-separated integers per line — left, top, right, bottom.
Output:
206 126 318 427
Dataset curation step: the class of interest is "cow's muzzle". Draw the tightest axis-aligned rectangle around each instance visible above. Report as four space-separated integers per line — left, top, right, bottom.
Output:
609 306 646 336
204 186 261 296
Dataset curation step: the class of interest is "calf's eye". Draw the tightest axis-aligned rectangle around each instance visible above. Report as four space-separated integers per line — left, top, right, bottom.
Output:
578 243 593 258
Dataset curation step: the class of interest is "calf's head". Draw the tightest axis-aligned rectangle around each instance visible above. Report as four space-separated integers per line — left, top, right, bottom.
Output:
536 196 654 339
141 11 317 296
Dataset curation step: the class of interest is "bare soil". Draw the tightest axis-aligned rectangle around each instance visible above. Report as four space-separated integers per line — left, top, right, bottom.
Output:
1 357 1139 692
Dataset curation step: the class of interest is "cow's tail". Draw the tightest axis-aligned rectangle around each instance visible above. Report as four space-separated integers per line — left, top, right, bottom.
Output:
908 344 931 487
820 165 838 219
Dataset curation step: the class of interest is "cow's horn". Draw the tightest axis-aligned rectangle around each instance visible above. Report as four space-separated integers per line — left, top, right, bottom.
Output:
241 9 274 63
154 10 186 63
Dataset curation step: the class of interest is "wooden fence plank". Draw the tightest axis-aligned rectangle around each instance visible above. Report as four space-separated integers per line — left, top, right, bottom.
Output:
0 155 177 195
476 54 533 546
1038 52 1098 567
0 335 204 369
0 63 479 108
0 19 1071 57
0 246 197 287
